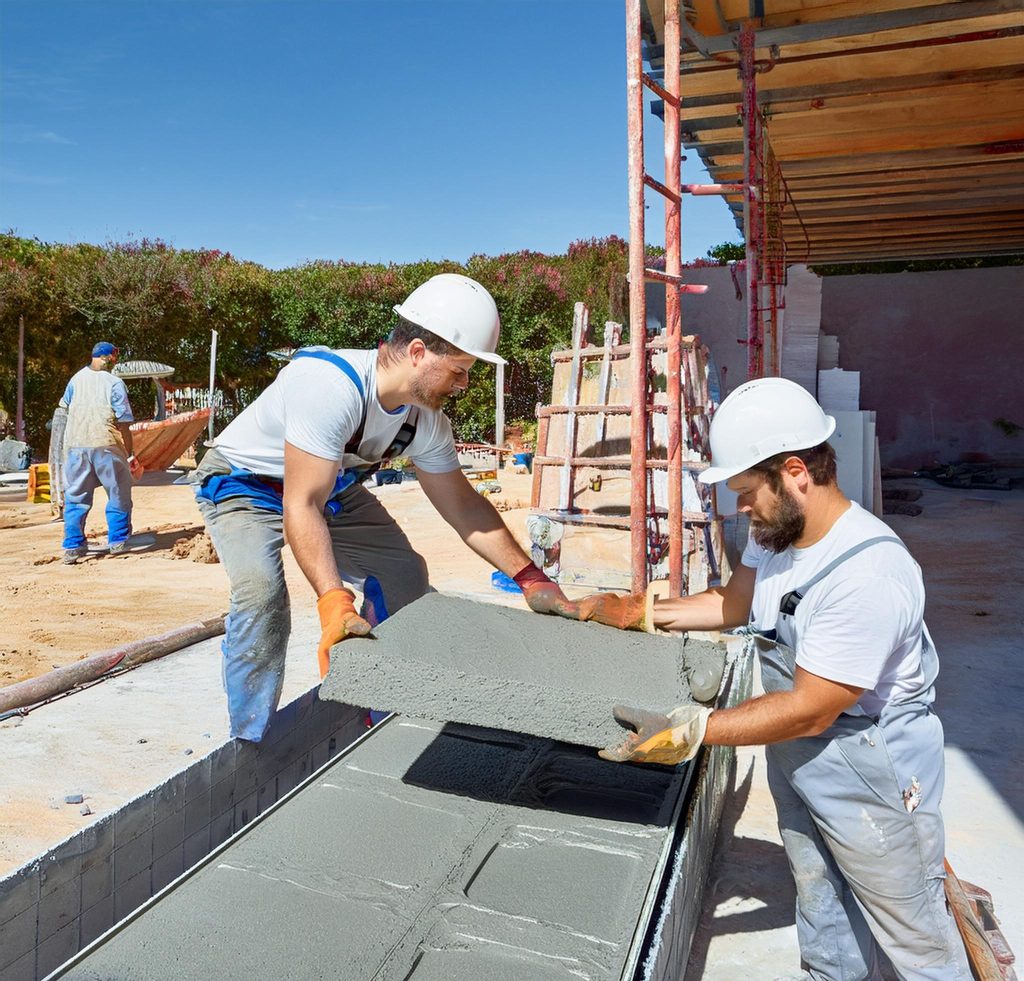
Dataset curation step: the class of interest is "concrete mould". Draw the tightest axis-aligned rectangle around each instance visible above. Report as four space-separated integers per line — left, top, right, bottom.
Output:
52 659 752 981
320 594 727 749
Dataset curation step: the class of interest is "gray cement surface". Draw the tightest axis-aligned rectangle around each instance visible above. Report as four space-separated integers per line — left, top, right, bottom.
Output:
60 717 689 981
321 594 726 748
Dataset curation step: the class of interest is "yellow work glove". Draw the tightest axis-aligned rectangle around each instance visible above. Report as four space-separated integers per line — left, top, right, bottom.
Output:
316 588 372 679
598 704 712 766
577 592 647 631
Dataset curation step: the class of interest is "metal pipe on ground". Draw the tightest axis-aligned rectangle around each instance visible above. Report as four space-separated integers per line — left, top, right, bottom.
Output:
0 615 226 715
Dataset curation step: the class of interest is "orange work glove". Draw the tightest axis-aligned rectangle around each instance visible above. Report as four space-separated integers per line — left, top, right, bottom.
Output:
316 587 372 679
577 591 647 631
127 455 145 480
512 563 579 618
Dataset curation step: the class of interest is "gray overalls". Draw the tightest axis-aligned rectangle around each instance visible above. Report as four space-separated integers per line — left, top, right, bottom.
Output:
744 536 969 980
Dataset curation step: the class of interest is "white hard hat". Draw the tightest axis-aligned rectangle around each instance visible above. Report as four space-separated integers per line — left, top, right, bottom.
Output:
699 377 836 484
393 273 505 365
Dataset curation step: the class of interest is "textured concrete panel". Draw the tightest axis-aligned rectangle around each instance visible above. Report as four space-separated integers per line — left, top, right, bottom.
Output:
60 717 691 981
320 594 725 748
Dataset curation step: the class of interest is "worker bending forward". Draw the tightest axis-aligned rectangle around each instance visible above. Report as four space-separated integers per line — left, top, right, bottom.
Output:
579 378 968 980
191 274 573 743
60 341 144 564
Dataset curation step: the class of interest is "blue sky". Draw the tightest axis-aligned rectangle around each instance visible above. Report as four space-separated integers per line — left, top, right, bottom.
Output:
1 0 740 269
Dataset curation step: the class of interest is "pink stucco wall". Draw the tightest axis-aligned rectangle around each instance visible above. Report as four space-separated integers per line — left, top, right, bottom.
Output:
819 266 1024 469
656 265 1023 470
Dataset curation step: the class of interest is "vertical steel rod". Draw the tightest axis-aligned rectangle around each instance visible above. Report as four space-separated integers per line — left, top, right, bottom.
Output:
740 26 762 380
664 1 683 597
626 0 649 593
15 315 25 442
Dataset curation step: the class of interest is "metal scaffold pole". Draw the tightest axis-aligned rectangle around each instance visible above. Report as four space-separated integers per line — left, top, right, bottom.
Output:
626 0 649 594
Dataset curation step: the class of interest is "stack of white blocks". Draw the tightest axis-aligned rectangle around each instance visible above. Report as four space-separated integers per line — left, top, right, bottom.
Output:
716 266 882 518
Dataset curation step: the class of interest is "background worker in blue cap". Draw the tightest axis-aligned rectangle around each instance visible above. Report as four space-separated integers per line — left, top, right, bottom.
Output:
59 341 145 563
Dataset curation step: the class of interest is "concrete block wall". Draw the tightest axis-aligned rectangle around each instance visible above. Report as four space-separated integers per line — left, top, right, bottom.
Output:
0 690 367 981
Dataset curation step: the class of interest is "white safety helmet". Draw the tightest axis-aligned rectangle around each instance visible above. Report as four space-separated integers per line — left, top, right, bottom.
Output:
699 377 836 485
393 273 505 365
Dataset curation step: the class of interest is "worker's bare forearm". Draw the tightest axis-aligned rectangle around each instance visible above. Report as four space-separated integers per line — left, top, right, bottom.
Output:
283 502 344 598
463 524 532 578
652 588 742 633
703 692 836 746
117 423 134 456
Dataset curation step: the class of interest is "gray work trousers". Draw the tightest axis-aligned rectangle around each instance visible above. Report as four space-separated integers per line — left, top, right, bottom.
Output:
192 448 429 741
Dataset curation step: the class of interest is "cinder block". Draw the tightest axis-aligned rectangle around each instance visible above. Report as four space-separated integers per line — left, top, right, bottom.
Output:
80 858 112 912
209 809 234 850
155 770 188 813
36 918 79 978
233 792 257 831
210 775 236 820
310 736 334 774
151 847 184 894
113 830 153 889
263 699 296 746
275 755 311 799
0 948 34 981
255 778 277 814
79 894 114 946
0 864 39 928
210 741 237 786
233 741 259 793
113 868 151 923
152 807 186 860
183 791 211 839
0 904 37 972
319 594 716 748
182 828 210 871
114 792 154 847
184 755 212 803
80 817 114 873
39 836 82 897
37 876 79 942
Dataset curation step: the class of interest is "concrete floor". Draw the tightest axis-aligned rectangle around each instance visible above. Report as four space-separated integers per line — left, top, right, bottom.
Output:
686 481 1024 979
3 479 1020 977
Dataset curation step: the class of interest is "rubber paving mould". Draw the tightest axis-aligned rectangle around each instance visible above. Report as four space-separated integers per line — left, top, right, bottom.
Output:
319 593 726 748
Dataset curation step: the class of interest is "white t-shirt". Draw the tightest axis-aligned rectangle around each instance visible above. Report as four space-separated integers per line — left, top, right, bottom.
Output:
214 348 460 478
742 502 926 717
60 366 134 449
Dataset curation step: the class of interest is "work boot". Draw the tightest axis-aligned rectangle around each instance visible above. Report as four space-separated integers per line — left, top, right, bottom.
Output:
63 545 88 565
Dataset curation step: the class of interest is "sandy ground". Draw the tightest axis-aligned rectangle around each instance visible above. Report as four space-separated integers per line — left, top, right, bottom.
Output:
0 468 535 687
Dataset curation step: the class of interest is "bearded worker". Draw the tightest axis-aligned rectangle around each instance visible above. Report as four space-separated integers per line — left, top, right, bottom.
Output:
191 274 574 742
576 378 968 980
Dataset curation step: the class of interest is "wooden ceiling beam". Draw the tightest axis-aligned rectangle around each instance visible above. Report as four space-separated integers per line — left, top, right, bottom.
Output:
676 36 1024 99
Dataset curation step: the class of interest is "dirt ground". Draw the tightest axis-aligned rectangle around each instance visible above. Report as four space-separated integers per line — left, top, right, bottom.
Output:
0 468 536 688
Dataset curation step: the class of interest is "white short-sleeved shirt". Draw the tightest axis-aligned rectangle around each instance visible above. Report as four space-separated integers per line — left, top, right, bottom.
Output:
742 502 926 716
213 348 459 479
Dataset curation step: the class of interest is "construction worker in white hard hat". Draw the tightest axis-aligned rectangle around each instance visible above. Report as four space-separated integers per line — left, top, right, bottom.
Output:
574 377 969 979
190 274 577 742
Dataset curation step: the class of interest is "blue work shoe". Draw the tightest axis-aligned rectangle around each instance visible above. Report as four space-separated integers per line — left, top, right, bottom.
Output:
63 545 88 565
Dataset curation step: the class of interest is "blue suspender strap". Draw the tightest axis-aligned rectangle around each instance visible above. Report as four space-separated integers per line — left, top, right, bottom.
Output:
291 349 365 399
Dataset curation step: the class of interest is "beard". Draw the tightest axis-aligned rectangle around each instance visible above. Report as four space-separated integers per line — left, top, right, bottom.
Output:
409 365 449 411
750 486 806 552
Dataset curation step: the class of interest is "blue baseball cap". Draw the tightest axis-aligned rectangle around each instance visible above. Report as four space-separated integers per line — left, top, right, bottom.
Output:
92 342 119 358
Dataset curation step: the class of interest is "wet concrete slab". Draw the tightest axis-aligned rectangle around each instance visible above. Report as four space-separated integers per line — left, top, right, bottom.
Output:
59 716 688 981
320 594 726 748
